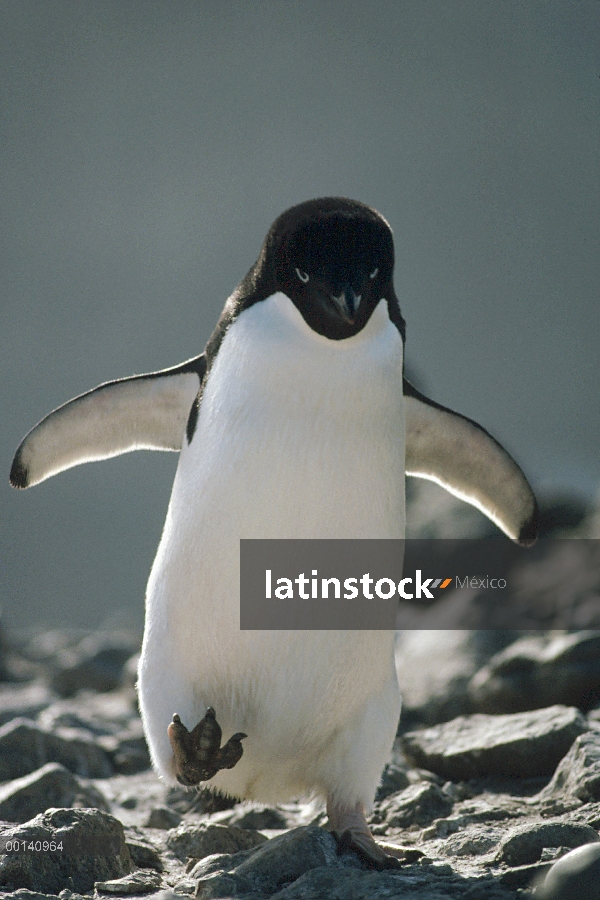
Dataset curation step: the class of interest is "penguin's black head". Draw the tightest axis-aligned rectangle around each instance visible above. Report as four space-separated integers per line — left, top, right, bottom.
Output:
256 198 404 341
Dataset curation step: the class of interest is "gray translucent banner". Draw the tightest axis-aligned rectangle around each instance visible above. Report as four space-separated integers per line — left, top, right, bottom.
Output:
239 539 600 630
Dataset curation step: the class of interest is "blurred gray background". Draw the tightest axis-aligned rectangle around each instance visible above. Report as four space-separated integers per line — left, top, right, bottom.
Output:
2 1 598 630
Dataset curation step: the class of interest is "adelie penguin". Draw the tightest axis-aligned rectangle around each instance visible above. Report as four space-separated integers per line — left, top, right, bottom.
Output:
10 197 538 868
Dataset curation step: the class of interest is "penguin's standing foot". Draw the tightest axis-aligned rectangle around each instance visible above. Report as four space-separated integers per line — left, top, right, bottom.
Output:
167 707 247 786
327 798 422 870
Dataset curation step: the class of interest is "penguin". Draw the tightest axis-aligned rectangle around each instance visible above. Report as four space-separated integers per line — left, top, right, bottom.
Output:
10 197 538 868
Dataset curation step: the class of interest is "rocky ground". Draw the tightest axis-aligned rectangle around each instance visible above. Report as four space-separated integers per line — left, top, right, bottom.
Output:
1 485 599 899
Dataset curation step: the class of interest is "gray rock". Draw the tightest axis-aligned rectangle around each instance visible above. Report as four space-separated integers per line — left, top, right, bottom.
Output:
443 827 503 857
166 822 267 862
469 632 600 715
0 891 62 900
0 718 113 781
539 729 600 803
0 763 108 823
121 653 140 691
98 720 151 774
50 632 141 697
0 683 54 728
38 688 138 733
495 820 599 866
0 807 132 893
396 630 516 727
95 868 162 894
152 893 193 900
144 805 182 829
193 827 342 899
123 828 163 872
37 704 115 737
253 862 517 900
379 782 453 828
538 842 600 899
402 705 588 780
374 762 410 802
229 806 288 831
21 629 89 662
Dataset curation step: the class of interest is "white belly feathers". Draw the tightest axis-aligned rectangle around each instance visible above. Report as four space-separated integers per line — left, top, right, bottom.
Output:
138 294 405 806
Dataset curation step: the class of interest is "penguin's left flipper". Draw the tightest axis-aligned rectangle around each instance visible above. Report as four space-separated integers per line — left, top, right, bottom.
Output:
404 379 538 546
168 708 247 787
9 356 206 489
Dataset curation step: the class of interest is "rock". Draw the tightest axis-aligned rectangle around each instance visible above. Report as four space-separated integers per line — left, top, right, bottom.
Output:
396 631 517 727
495 820 599 866
152 893 193 900
443 827 504 857
469 632 600 714
538 842 600 899
166 785 237 815
0 718 113 781
144 806 182 829
402 705 588 780
21 629 89 662
378 782 453 828
50 632 141 697
539 729 600 803
0 763 108 823
0 807 132 893
496 542 600 630
0 683 55 727
374 762 410 801
37 689 138 737
228 806 288 831
38 704 115 736
265 866 515 899
537 495 590 536
121 653 140 691
123 827 163 871
166 822 267 862
0 891 63 900
192 826 342 899
95 868 162 894
98 720 151 774
151 893 192 900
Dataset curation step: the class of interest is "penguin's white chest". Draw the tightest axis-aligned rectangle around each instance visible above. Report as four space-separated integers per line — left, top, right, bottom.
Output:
175 293 406 540
139 294 405 803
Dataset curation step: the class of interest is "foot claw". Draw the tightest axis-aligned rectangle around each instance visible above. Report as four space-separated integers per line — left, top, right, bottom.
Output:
327 799 422 871
332 829 405 869
168 708 246 786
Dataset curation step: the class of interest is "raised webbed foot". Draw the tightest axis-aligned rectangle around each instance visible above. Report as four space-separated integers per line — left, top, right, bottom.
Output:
327 797 423 870
168 707 247 787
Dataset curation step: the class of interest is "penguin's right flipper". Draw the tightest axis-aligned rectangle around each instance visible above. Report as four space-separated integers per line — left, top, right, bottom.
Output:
10 356 206 489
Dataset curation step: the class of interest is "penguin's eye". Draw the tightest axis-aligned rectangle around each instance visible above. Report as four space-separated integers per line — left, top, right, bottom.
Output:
369 267 379 280
295 268 309 284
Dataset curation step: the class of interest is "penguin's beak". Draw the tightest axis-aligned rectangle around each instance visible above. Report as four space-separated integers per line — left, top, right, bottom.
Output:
329 285 361 324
